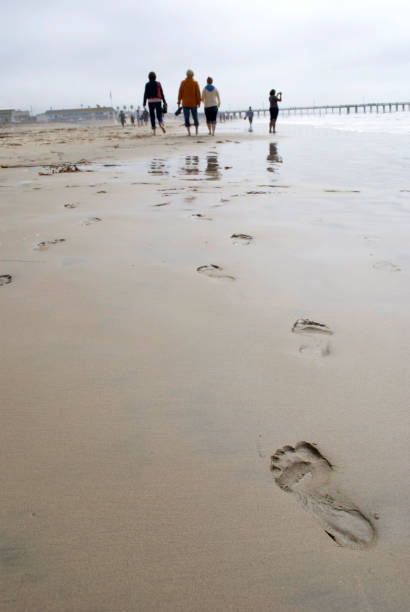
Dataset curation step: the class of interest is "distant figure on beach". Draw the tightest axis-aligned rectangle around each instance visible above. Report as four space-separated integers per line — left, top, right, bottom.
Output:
177 69 201 136
143 72 167 135
245 106 254 131
269 89 282 133
201 77 220 136
143 109 149 125
119 110 126 127
136 108 141 126
130 112 135 126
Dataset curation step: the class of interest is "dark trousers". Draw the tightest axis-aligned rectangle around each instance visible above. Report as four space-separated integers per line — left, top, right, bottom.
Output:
148 101 163 129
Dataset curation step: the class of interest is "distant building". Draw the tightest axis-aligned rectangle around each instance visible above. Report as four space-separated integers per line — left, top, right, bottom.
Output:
13 110 32 122
44 107 116 122
0 109 34 123
0 109 15 123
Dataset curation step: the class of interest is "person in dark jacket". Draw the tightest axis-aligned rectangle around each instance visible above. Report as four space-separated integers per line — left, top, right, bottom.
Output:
143 72 166 135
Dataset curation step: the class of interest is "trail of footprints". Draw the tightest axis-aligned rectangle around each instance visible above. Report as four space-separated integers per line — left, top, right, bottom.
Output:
3 161 382 550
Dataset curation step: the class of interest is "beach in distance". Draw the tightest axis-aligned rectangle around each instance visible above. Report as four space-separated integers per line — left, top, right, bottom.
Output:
1 115 410 611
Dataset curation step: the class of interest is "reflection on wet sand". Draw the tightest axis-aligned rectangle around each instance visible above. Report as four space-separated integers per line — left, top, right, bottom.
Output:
267 142 283 172
180 155 200 176
149 158 169 175
205 154 221 180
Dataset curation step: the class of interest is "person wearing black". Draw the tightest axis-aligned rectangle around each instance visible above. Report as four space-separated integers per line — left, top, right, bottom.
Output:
143 72 166 135
269 89 282 133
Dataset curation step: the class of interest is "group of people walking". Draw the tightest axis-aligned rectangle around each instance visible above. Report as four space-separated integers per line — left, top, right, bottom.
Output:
118 108 148 128
139 69 282 136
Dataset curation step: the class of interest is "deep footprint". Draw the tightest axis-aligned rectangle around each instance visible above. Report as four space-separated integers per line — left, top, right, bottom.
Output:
270 442 376 549
196 264 235 281
0 274 12 286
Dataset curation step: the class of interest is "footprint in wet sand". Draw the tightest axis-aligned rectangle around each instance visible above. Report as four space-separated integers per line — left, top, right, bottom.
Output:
35 238 66 250
192 213 212 221
196 264 235 281
96 190 107 194
372 260 401 272
231 233 253 246
82 217 102 226
64 203 77 209
0 274 12 286
270 442 376 550
292 318 333 356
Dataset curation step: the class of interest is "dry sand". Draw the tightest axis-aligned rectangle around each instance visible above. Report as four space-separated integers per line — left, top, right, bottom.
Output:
1 119 410 611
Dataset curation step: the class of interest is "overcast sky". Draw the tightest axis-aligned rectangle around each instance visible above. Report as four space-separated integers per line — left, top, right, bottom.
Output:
1 0 410 113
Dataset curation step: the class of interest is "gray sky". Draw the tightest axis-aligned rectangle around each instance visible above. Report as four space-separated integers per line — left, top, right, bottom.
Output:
1 0 410 113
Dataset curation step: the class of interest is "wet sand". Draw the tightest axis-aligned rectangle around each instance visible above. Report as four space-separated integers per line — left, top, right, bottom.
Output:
1 119 410 611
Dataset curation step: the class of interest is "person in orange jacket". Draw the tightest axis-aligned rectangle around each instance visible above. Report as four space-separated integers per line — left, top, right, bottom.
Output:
177 69 201 136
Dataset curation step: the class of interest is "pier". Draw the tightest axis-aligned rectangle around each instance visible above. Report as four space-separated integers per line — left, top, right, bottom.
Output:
221 101 410 120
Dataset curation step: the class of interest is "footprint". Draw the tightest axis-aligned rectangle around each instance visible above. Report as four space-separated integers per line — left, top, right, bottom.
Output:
35 238 66 250
0 274 12 286
153 202 169 207
270 442 376 549
231 233 253 246
372 261 400 272
292 319 332 356
196 264 235 281
192 213 212 221
292 319 333 334
96 190 107 194
82 217 102 226
64 203 77 209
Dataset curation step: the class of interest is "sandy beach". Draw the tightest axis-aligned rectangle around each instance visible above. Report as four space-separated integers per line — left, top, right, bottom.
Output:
1 117 410 611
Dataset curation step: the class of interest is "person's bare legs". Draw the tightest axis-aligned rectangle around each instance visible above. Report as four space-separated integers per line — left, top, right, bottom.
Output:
186 126 191 136
195 125 199 136
269 121 273 133
207 122 211 135
152 128 156 136
211 122 216 136
160 124 166 133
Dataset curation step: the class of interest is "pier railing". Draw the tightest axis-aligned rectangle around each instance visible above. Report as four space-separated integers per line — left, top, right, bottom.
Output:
218 102 410 120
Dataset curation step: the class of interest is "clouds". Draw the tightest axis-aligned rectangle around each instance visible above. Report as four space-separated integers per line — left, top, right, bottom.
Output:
1 0 409 112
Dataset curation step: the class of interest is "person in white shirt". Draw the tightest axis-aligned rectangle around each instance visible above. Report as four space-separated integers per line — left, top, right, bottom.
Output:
201 77 221 136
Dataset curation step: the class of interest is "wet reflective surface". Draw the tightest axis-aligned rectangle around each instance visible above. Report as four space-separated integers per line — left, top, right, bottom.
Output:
205 154 221 180
149 158 169 175
266 142 283 172
179 155 200 176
